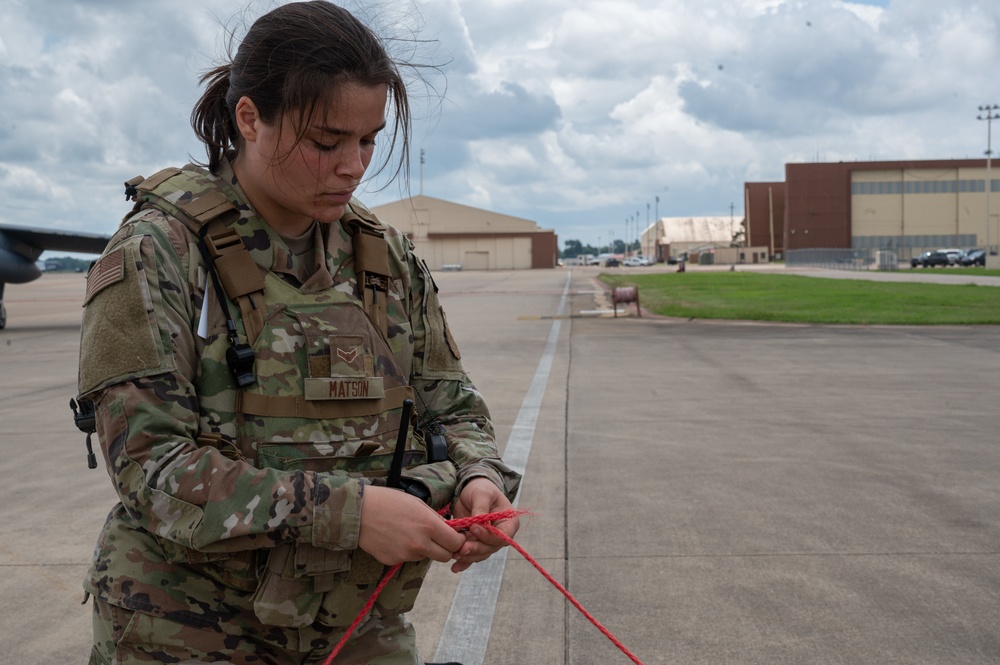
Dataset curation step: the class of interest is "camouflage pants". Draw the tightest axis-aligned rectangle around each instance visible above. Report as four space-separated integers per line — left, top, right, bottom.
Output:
89 596 421 665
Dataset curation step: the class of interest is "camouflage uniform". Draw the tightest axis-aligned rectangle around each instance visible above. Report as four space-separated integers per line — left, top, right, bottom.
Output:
78 160 520 664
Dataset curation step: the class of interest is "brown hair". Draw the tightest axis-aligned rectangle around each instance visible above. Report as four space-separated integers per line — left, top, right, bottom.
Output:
192 1 411 183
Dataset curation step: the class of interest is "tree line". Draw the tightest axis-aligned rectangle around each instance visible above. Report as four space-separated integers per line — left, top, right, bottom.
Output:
561 239 641 258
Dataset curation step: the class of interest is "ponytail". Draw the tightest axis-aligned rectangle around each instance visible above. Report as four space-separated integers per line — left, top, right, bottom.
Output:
191 65 238 174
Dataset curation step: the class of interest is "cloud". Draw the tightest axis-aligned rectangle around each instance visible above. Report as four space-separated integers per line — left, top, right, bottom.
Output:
2 0 999 249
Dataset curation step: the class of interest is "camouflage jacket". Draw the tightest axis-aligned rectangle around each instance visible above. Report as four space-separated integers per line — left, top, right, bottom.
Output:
78 160 520 626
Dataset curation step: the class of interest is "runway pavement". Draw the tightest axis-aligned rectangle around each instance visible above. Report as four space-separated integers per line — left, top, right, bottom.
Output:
2 269 999 664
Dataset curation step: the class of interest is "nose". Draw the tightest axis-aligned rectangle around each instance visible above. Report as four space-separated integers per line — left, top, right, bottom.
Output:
335 142 368 181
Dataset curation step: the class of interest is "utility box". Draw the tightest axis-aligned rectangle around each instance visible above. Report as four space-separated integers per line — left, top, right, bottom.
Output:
875 250 897 271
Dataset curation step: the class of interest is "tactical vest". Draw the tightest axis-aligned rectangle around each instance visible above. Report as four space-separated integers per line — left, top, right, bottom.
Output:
125 165 456 629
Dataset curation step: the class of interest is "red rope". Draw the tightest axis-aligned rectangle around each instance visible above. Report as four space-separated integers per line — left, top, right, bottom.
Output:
323 561 404 663
323 509 644 665
478 521 645 665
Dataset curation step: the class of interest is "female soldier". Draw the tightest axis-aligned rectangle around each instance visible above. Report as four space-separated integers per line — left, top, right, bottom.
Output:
77 2 520 663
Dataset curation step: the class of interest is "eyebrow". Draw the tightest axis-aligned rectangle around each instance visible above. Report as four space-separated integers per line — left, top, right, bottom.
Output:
313 120 387 136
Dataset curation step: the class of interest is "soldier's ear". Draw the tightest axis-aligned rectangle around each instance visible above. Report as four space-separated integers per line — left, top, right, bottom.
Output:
234 96 261 143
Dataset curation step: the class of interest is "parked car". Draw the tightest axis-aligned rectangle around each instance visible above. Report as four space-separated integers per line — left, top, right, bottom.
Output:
935 248 963 264
604 257 620 267
911 251 933 268
912 250 951 268
622 256 651 267
960 249 986 267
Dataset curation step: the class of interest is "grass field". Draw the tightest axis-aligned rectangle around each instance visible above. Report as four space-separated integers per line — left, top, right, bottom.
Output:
599 271 1000 324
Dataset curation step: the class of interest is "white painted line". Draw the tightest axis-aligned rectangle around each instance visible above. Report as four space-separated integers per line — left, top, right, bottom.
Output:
432 272 571 665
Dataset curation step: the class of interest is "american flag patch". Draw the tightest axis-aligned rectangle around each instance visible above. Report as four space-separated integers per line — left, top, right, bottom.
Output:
84 247 126 305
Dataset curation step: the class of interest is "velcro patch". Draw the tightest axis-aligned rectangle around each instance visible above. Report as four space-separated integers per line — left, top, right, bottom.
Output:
440 306 462 360
83 247 125 305
304 377 385 400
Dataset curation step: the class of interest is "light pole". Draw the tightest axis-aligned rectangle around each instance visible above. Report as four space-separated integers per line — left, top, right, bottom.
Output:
419 149 425 196
730 202 735 246
653 196 660 258
631 215 635 255
978 104 1000 255
635 210 640 257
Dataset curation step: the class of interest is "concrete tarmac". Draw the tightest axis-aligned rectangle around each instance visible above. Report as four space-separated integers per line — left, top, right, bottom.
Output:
2 269 999 664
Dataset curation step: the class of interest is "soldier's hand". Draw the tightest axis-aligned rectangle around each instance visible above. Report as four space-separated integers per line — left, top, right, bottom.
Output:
449 478 520 573
359 485 465 566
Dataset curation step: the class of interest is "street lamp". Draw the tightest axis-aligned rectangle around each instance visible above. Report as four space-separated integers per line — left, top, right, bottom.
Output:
646 193 665 260
730 202 735 246
978 104 1000 255
635 210 640 256
646 196 660 258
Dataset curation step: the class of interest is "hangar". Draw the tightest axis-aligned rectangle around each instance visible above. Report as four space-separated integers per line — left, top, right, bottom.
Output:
369 195 559 271
640 216 770 266
745 158 998 264
642 216 736 262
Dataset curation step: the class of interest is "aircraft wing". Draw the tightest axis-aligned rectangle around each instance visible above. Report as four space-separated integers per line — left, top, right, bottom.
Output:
1 223 112 288
0 223 113 329
0 223 111 257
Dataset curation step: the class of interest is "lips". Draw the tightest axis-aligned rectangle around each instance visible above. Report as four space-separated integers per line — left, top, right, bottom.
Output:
320 190 354 204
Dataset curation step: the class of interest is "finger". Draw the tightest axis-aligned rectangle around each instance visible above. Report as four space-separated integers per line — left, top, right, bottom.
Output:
457 532 504 560
492 515 520 539
457 540 482 559
469 516 518 544
425 541 461 564
433 524 467 556
470 494 494 517
454 543 506 570
469 524 504 546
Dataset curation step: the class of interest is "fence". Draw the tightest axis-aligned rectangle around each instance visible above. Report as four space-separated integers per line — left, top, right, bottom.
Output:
785 248 899 272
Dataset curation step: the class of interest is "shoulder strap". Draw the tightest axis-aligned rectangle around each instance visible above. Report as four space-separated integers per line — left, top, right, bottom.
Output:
123 165 241 234
125 166 264 343
343 201 391 338
201 224 267 347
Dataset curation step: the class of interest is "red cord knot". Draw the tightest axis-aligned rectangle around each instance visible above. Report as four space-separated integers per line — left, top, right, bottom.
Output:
445 508 527 531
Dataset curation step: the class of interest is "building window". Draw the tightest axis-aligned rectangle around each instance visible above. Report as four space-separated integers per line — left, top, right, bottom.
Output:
851 178 995 195
852 234 979 250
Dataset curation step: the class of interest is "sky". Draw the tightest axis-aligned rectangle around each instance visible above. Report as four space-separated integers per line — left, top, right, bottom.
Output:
2 0 999 252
